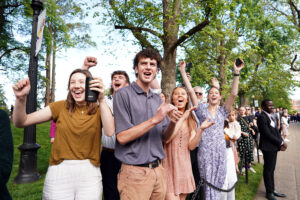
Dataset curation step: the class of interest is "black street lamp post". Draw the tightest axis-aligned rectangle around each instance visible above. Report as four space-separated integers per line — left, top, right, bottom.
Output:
14 0 44 184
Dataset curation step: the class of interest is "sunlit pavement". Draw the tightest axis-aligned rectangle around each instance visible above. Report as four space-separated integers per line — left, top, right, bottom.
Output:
254 122 300 200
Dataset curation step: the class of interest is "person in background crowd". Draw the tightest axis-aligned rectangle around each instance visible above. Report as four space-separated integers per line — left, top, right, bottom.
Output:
163 86 214 200
113 48 181 200
12 69 115 199
179 58 244 200
82 56 130 200
255 107 262 119
245 106 260 158
0 109 13 200
160 92 166 103
222 120 238 200
227 110 241 173
193 86 203 103
251 107 256 116
238 107 255 173
257 99 287 200
272 108 281 131
281 108 290 142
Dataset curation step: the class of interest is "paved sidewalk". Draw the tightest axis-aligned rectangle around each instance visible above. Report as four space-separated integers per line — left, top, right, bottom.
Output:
254 122 300 200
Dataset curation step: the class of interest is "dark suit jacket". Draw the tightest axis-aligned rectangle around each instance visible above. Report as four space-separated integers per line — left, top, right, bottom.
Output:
0 109 13 200
257 111 283 152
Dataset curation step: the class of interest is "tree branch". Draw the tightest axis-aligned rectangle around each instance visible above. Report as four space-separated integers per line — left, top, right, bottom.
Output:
115 25 163 40
290 54 300 71
109 1 156 49
169 19 210 52
0 47 27 60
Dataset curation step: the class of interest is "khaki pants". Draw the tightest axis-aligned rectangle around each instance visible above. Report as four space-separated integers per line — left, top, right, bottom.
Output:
118 163 166 200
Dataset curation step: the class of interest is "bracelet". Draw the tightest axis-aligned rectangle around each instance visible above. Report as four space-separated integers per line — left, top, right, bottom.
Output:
234 73 239 76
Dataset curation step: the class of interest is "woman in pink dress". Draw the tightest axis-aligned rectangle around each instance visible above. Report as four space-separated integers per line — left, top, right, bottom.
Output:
163 86 214 200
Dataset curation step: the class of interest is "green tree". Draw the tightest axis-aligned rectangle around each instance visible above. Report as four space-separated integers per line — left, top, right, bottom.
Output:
100 0 224 95
264 0 300 71
42 0 96 106
180 0 299 106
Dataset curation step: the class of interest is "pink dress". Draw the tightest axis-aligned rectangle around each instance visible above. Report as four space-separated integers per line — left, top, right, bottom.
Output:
163 128 195 195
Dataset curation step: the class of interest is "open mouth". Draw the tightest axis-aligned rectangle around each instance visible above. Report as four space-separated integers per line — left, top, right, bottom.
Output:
114 83 121 88
73 90 83 98
144 72 152 78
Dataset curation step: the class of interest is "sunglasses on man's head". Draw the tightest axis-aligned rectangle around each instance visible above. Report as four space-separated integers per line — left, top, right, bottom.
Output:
195 92 202 95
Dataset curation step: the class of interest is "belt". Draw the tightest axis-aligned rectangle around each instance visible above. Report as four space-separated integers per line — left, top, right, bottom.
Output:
135 159 161 169
102 147 114 153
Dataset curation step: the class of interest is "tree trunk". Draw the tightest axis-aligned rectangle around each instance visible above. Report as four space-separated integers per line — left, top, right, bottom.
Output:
161 0 180 97
161 49 177 98
238 91 246 107
50 29 56 103
44 47 51 106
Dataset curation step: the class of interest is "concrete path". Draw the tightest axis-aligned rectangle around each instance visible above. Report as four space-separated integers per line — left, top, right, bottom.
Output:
254 122 300 200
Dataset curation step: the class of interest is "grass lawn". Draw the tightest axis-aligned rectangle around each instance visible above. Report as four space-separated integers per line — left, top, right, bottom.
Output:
7 121 263 200
235 163 263 200
7 121 51 200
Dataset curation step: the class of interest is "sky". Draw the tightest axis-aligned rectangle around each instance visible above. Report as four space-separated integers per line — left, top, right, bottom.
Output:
3 6 300 108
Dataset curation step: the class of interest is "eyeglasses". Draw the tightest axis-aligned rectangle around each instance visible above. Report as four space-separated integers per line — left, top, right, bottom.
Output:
195 92 203 96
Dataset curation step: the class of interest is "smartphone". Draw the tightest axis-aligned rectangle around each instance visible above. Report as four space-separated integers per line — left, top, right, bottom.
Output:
186 62 192 73
235 58 243 67
85 77 99 102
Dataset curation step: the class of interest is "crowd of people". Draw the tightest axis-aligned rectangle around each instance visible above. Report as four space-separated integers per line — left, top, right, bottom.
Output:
3 48 293 200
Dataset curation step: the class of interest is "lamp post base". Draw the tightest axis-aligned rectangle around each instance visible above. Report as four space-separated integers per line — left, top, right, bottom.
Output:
14 143 41 184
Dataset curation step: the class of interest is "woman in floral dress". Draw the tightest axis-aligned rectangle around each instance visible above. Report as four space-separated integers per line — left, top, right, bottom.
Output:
179 59 244 200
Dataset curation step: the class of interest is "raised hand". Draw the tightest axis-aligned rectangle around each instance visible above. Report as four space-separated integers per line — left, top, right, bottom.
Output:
12 78 31 99
211 77 220 89
89 77 105 102
82 56 97 70
179 60 186 73
233 58 244 74
199 117 215 131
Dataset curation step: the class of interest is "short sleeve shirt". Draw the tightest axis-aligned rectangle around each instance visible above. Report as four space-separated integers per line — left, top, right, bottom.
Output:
113 82 169 165
49 101 102 166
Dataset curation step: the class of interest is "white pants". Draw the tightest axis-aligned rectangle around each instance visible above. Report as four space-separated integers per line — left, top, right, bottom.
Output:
42 160 102 200
221 148 237 200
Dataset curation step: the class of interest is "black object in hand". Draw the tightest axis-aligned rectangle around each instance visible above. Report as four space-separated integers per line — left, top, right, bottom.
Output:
186 62 192 73
235 58 243 67
85 77 99 102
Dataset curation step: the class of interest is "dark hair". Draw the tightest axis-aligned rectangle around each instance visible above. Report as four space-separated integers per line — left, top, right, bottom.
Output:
261 99 272 108
224 120 229 128
110 70 130 95
66 69 98 115
170 86 197 133
133 48 162 77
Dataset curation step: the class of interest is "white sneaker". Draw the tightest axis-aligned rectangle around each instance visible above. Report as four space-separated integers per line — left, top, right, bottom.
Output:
249 167 256 173
284 139 290 142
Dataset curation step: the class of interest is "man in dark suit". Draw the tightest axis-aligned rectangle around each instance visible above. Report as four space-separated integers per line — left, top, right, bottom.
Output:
257 99 287 200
